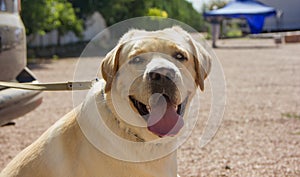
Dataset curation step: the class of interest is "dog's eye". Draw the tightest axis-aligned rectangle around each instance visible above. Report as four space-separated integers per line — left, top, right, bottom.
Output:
173 52 187 61
129 56 145 64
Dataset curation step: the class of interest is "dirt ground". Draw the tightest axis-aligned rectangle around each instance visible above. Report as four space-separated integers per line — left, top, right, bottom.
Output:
0 38 299 176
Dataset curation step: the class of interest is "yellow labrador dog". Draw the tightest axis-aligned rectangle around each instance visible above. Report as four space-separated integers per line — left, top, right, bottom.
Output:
1 26 211 177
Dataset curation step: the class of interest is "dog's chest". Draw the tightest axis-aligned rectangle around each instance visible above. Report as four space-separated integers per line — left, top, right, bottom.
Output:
79 146 178 177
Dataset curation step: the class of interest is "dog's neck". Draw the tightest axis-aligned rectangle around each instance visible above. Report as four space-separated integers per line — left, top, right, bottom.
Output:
104 91 156 142
97 91 145 142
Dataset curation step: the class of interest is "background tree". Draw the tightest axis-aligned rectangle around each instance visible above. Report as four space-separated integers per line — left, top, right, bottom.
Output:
21 0 83 44
21 0 206 46
147 7 168 18
69 0 205 31
21 0 54 36
51 0 83 45
158 0 205 31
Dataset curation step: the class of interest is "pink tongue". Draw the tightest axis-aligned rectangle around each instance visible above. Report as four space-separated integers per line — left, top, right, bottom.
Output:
147 100 184 137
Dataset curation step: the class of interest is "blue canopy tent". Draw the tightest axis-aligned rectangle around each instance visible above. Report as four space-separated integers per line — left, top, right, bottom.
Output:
204 0 277 47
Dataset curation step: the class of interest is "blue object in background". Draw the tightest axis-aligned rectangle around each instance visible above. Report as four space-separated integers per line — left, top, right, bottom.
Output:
204 0 277 34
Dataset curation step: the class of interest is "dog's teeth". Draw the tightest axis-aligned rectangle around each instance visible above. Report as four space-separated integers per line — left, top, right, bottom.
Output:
146 105 151 112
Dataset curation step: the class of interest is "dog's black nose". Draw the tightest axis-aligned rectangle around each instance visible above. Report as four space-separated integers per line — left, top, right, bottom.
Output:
148 68 176 81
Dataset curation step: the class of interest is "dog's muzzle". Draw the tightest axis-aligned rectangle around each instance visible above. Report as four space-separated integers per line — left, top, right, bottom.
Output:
129 66 188 137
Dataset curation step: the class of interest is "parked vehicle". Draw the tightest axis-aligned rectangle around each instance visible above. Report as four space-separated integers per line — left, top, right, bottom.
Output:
0 0 42 126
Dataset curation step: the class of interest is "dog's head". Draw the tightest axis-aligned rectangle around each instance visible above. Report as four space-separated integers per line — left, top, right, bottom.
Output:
101 27 211 141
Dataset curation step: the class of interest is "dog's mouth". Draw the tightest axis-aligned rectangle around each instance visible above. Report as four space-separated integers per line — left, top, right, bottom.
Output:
129 94 188 137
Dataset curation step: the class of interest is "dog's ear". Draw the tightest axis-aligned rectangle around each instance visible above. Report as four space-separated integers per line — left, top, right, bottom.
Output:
101 30 137 92
171 26 211 91
189 37 212 91
101 44 123 92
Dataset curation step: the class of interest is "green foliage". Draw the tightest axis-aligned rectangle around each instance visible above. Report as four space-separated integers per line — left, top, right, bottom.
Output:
147 8 168 18
21 0 51 35
223 20 243 38
70 0 148 26
53 1 83 37
21 0 83 38
21 0 207 44
69 0 206 31
148 0 205 31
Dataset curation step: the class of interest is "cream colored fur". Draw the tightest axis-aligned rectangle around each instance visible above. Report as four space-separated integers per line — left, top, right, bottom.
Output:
1 27 211 177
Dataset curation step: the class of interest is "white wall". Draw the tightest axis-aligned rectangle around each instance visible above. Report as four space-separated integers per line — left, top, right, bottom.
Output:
28 12 109 47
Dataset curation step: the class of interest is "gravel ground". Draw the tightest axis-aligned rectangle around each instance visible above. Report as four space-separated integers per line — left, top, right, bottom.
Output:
0 38 299 176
